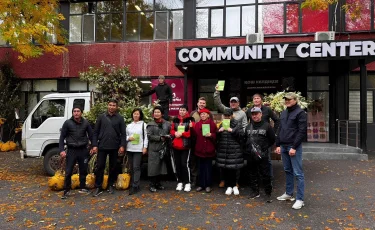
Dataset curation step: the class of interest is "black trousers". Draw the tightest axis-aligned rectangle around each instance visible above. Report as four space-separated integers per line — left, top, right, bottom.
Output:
95 149 118 188
127 151 142 188
174 149 191 184
189 143 199 185
64 147 89 191
160 101 169 120
224 168 237 188
247 155 273 195
198 157 213 188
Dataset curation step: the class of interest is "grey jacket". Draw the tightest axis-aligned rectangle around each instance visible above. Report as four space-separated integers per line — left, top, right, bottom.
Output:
146 119 171 177
213 91 248 130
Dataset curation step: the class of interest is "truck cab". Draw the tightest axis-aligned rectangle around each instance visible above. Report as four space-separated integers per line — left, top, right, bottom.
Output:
21 93 91 176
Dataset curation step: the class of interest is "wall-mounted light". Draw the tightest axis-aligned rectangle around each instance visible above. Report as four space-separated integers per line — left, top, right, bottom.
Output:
149 23 154 28
135 5 141 11
140 80 152 83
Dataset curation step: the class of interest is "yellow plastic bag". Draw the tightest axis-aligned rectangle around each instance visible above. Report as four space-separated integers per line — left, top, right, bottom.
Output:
86 173 95 189
8 141 17 151
116 155 131 190
71 174 80 189
1 142 10 152
102 175 108 189
48 171 65 191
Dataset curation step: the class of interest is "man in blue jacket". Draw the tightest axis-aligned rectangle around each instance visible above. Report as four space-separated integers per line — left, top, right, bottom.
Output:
275 92 307 210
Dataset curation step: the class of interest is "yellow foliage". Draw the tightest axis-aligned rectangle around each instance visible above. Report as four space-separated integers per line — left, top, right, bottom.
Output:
102 175 109 190
0 0 68 62
86 174 95 189
48 171 65 191
71 174 80 189
116 173 131 190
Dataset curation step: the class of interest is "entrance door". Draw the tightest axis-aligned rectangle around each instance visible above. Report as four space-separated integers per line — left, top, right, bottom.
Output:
307 76 330 142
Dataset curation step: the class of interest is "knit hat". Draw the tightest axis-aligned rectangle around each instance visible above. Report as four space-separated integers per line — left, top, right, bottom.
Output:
198 108 210 114
72 105 83 113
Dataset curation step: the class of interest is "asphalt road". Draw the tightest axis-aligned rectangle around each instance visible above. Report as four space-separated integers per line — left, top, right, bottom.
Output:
0 151 374 229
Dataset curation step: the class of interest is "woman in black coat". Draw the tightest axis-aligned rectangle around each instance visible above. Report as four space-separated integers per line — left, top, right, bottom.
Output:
216 109 244 196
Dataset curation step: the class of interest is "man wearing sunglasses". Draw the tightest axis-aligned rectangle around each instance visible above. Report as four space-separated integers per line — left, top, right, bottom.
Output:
275 92 307 210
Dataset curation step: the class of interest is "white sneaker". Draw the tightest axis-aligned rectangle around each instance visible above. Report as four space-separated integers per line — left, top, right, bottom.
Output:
232 186 240 196
277 193 296 201
292 200 305 209
184 183 191 192
225 187 233 195
176 183 183 191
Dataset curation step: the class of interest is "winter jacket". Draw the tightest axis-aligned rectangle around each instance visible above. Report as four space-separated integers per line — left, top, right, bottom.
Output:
213 91 248 130
276 104 307 149
92 112 127 150
170 116 195 150
59 117 93 152
126 121 148 152
191 119 217 158
146 119 171 176
216 119 244 170
244 121 275 157
141 83 173 103
246 105 280 133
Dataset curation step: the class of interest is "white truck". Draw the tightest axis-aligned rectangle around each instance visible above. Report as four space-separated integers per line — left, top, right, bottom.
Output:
21 93 91 176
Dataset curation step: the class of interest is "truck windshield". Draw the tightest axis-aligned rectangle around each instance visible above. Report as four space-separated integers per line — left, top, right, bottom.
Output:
31 99 66 129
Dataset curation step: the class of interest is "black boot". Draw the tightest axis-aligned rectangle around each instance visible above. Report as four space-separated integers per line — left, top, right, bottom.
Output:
129 186 140 195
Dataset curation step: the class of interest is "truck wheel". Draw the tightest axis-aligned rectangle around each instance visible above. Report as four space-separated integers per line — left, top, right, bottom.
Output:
43 147 61 176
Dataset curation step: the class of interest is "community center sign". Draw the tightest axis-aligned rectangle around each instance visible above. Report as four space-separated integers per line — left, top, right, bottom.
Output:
176 41 375 65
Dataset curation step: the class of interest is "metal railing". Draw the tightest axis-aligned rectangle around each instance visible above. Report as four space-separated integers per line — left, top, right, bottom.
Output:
337 120 360 148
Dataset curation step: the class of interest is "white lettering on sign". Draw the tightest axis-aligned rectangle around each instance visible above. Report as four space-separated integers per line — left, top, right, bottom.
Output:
177 41 375 63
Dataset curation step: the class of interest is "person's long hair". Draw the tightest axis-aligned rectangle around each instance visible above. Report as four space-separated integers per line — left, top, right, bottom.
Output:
131 108 144 121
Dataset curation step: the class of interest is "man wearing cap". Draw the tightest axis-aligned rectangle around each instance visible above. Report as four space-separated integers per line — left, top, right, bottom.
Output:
244 107 275 203
214 86 248 130
59 105 94 199
247 93 280 181
141 75 173 120
275 92 307 210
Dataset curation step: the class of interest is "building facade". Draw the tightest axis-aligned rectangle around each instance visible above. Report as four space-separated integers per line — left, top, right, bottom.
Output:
1 0 375 151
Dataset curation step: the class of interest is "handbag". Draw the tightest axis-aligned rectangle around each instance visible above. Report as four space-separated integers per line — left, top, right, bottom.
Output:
158 142 167 160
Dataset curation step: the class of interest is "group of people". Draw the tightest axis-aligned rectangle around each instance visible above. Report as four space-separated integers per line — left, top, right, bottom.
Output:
59 76 307 210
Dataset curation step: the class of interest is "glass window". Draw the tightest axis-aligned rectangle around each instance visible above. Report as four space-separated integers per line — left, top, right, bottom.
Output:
307 92 330 142
170 11 183 39
307 76 329 91
83 15 95 41
126 0 153 11
349 91 373 123
70 78 88 91
242 5 256 35
96 14 111 41
73 99 85 111
31 99 66 129
140 12 154 40
112 13 123 40
69 15 82 42
33 80 57 91
126 13 139 40
211 9 224 37
302 8 328 33
286 4 299 33
155 0 183 10
197 0 224 7
260 4 284 34
226 0 255 5
198 79 219 111
70 3 88 14
349 74 375 90
97 1 111 12
345 0 371 31
226 7 241 37
155 12 168 39
196 9 209 38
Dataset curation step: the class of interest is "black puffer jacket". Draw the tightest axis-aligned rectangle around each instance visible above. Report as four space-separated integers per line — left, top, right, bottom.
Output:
216 119 244 170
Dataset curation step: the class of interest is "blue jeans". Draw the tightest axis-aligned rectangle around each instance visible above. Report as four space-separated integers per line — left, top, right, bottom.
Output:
281 145 304 201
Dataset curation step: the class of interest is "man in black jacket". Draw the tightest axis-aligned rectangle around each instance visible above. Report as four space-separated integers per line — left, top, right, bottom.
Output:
244 107 275 203
275 92 307 210
141 75 173 120
59 105 93 199
246 93 280 179
92 99 126 197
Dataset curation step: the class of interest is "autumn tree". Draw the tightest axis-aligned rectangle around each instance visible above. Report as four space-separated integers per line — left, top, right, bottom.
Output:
302 0 362 20
0 0 67 62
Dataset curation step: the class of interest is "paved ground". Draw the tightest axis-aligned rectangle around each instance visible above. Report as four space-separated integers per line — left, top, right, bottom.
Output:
0 151 374 229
